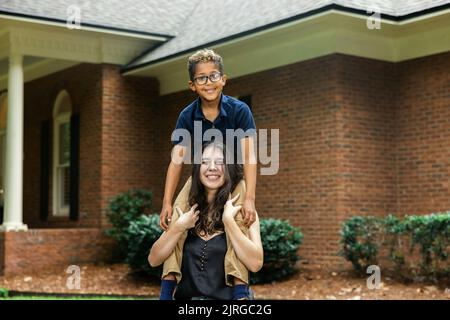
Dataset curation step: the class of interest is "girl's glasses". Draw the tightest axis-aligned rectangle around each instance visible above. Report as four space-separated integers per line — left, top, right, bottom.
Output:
201 158 225 167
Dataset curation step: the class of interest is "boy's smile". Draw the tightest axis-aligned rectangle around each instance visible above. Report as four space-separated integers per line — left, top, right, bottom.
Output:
189 62 227 104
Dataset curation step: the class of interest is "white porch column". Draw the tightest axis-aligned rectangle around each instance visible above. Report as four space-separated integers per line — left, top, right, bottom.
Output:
0 54 27 231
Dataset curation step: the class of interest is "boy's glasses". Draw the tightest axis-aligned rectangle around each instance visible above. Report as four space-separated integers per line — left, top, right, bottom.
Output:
193 72 222 85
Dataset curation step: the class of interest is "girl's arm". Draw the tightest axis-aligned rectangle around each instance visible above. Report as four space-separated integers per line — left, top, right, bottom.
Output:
148 227 184 267
149 204 199 267
223 210 263 273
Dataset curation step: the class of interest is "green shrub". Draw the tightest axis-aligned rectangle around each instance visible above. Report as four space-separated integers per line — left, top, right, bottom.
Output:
0 288 8 298
125 214 163 277
251 218 303 284
340 216 384 272
340 212 450 280
402 213 450 276
105 189 154 255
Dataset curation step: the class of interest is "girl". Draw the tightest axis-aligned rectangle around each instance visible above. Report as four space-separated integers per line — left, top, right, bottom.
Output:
149 142 263 299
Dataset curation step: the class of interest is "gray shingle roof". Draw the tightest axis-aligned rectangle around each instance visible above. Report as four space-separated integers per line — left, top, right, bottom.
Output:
0 0 198 37
1 0 449 66
124 0 450 69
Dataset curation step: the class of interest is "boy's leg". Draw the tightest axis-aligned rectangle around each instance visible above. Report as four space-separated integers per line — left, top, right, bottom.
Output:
161 177 192 282
160 274 177 300
232 277 252 300
224 180 250 286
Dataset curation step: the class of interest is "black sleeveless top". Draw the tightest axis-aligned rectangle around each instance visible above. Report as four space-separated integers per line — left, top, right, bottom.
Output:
174 231 233 300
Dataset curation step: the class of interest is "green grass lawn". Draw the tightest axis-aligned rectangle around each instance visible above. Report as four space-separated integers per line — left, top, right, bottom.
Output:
2 296 154 300
3 296 155 300
0 289 156 300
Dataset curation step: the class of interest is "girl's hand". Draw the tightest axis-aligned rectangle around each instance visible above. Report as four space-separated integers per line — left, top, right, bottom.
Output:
174 204 199 232
223 193 242 221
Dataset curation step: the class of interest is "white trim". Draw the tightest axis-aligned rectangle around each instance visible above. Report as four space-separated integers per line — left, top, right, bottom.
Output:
124 10 450 95
0 130 5 206
6 26 152 64
0 21 156 89
122 9 395 75
52 90 71 217
0 94 6 201
1 53 27 231
397 8 450 25
0 93 7 206
0 22 158 88
0 13 169 41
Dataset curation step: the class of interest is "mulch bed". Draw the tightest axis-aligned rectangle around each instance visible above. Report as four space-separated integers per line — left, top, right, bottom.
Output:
1 263 449 300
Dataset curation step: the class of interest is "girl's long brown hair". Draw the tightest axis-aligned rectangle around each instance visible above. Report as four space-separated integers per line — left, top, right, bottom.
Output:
189 141 243 236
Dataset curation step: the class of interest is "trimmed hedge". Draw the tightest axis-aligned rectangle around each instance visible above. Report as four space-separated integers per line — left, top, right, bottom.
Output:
250 218 303 284
125 214 163 277
105 189 155 260
340 212 450 280
0 288 8 298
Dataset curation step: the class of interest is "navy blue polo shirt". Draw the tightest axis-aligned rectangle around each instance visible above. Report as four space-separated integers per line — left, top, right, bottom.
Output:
171 94 256 162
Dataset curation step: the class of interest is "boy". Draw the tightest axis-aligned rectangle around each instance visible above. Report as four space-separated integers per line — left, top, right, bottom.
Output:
158 49 257 300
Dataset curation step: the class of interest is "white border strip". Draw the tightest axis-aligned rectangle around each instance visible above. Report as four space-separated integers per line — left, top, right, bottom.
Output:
0 13 169 41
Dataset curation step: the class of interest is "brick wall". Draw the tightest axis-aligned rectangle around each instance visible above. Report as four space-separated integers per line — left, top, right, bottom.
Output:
0 229 118 276
333 55 398 267
24 63 104 228
152 55 346 266
395 53 450 213
99 65 160 227
22 63 160 229
150 52 450 267
17 51 450 270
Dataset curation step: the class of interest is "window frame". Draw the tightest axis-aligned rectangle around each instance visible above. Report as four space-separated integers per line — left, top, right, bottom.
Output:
52 91 72 217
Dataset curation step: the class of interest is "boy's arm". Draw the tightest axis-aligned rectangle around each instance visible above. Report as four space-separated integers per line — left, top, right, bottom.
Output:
160 145 186 230
241 136 257 227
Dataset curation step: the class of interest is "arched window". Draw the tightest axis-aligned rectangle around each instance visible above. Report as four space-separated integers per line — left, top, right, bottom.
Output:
52 90 72 217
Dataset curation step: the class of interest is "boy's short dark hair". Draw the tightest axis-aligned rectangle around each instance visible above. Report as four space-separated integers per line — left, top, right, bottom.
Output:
187 49 224 81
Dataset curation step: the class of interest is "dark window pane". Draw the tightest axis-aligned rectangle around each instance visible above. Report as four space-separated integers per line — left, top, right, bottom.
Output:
238 95 252 111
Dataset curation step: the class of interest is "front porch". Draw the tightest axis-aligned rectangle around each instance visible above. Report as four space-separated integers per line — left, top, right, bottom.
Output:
0 13 165 276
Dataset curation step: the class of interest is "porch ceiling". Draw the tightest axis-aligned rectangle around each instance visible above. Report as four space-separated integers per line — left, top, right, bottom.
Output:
0 56 79 91
0 56 44 74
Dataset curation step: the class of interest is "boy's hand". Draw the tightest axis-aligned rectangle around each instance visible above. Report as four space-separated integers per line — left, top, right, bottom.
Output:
160 203 173 231
243 198 256 227
174 204 199 232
